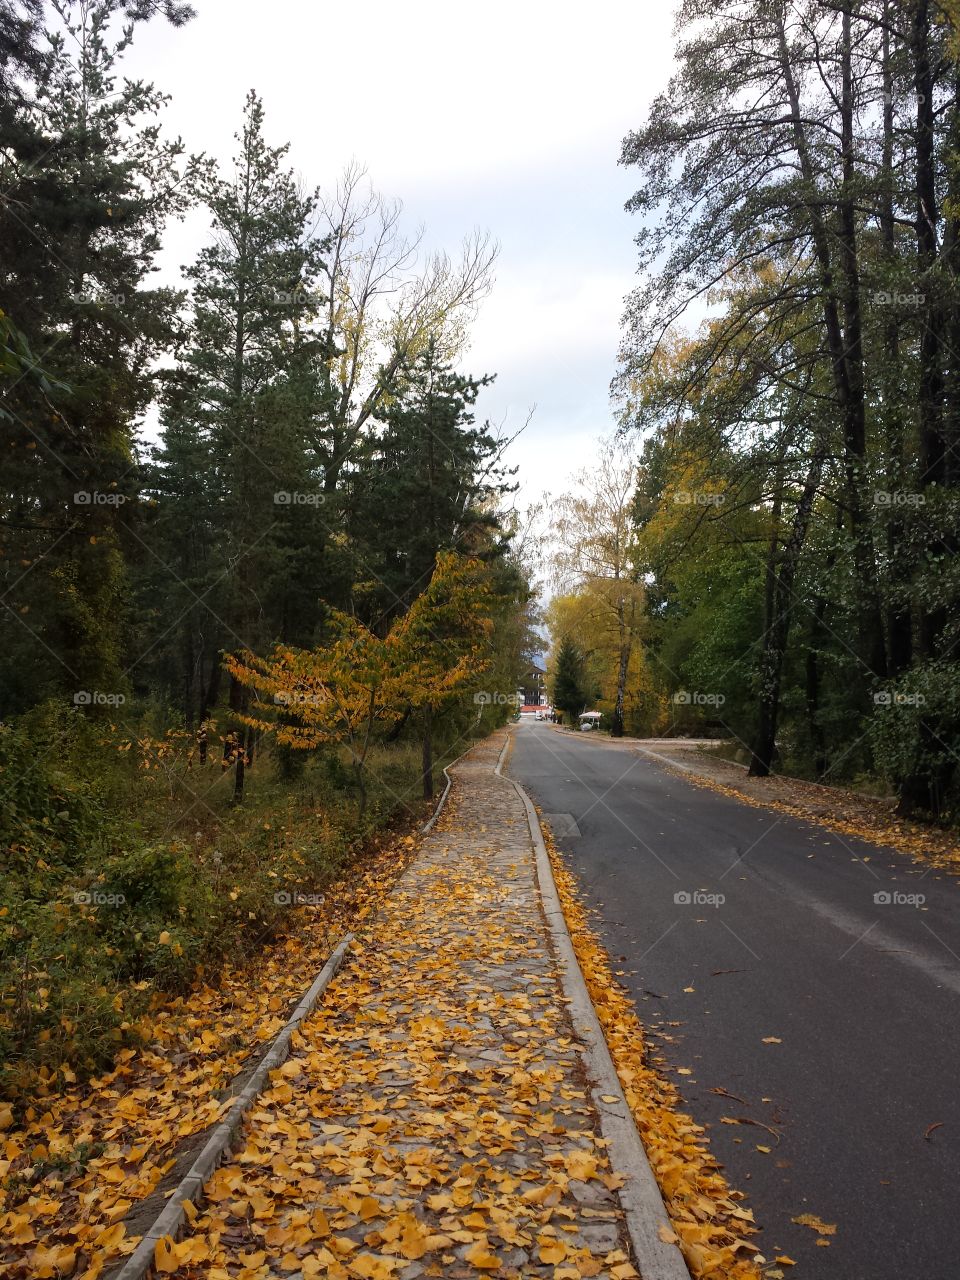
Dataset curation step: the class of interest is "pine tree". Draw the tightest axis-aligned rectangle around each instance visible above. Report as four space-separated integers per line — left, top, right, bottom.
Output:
348 339 513 624
149 91 327 796
552 637 588 723
0 0 193 714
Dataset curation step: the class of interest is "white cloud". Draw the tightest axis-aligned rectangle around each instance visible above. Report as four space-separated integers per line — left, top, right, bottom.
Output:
122 0 677 501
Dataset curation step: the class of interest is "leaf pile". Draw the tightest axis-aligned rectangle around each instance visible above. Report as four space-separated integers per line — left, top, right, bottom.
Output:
0 832 417 1279
146 744 642 1278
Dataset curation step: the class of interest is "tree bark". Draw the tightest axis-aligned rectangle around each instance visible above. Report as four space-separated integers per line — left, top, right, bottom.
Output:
749 442 826 776
913 0 945 661
776 5 885 677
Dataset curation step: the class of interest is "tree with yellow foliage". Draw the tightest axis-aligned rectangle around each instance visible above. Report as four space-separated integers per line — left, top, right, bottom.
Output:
551 438 646 737
226 553 495 813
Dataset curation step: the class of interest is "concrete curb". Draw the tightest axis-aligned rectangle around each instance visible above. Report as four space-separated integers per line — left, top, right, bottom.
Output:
113 934 353 1280
113 733 484 1278
495 735 692 1280
420 742 473 834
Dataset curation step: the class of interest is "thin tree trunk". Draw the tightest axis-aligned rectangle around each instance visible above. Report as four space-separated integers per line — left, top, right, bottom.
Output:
880 4 912 676
776 6 884 676
422 704 434 801
913 0 945 661
804 548 836 781
749 443 827 776
612 597 629 738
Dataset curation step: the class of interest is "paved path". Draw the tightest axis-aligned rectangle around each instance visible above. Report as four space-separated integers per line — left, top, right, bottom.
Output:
169 733 641 1279
508 718 960 1280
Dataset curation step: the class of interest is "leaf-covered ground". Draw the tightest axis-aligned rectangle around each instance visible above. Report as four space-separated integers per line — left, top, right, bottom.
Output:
147 734 641 1279
3 730 775 1280
0 830 418 1279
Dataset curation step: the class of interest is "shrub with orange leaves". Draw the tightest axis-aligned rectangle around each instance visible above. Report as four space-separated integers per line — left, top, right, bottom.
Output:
227 552 496 811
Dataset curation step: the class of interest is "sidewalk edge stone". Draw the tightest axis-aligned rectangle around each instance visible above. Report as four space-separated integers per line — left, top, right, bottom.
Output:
112 933 354 1280
494 735 692 1280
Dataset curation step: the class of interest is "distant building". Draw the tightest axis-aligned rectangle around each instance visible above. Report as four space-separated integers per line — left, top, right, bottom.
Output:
519 660 548 707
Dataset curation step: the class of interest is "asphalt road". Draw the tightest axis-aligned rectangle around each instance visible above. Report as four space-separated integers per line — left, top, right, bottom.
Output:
507 719 960 1280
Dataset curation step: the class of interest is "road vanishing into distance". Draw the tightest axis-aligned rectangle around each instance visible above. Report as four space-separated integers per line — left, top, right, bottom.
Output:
507 718 960 1280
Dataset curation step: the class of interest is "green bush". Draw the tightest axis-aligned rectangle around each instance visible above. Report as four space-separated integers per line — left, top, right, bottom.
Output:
868 661 960 819
0 704 431 1100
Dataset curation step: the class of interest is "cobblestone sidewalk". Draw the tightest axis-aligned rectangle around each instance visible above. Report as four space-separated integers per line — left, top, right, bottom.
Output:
167 731 640 1279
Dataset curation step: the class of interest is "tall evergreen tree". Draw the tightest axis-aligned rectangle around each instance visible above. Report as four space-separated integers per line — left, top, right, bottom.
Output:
0 0 194 714
147 91 329 793
551 637 589 722
348 339 513 624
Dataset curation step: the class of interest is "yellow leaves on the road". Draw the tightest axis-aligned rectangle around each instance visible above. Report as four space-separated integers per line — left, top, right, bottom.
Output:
793 1213 837 1236
565 1149 599 1180
29 1244 76 1277
464 1240 502 1269
521 1181 563 1206
538 1236 568 1263
357 1195 381 1221
351 1253 399 1279
154 1235 210 1272
761 1037 782 1045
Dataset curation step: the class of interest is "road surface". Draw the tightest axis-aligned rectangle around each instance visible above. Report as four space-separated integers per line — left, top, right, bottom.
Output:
507 718 960 1279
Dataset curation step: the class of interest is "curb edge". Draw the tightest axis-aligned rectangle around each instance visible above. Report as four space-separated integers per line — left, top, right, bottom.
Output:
495 734 692 1280
113 933 354 1280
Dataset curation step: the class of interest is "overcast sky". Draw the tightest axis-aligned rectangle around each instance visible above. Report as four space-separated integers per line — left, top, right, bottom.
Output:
123 0 678 503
